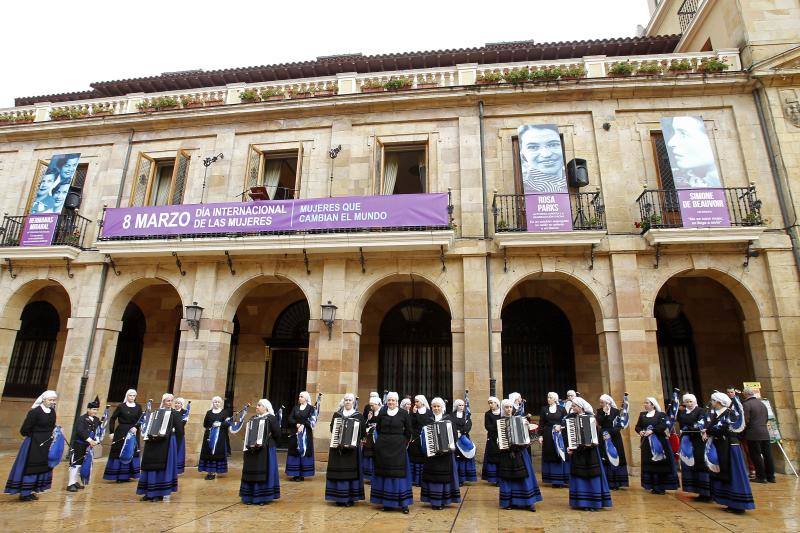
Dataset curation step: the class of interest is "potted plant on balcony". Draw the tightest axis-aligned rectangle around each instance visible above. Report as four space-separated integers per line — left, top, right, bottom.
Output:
496 219 509 231
16 111 35 124
49 108 74 121
361 79 385 93
239 89 262 104
667 58 694 74
180 95 205 109
136 99 156 113
383 77 412 91
697 57 728 74
741 211 763 226
0 113 14 126
636 62 664 76
288 85 314 99
259 87 285 101
561 66 587 80
152 96 180 111
204 95 225 106
476 71 503 85
503 68 531 85
91 103 115 116
635 213 662 232
314 83 338 97
608 61 634 77
416 74 439 89
531 67 565 81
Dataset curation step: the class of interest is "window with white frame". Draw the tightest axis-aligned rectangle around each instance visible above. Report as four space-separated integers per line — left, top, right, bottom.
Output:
130 151 191 206
377 144 427 195
244 146 302 200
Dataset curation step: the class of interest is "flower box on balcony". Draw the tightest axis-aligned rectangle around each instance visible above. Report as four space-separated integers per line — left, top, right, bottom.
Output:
362 86 385 93
184 101 205 109
314 90 337 97
384 78 413 91
416 82 439 89
608 61 634 77
91 110 114 117
204 99 224 107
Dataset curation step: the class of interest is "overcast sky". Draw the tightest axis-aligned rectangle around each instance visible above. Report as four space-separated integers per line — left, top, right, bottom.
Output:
1 0 653 107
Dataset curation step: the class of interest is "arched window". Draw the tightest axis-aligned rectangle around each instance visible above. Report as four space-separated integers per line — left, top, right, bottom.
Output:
108 303 146 402
3 301 60 398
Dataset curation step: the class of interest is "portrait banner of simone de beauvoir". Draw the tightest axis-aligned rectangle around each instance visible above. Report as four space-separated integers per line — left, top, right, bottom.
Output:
21 153 82 246
518 124 572 232
660 116 729 227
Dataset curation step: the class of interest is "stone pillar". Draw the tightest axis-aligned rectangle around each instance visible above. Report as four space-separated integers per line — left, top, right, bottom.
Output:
83 317 123 406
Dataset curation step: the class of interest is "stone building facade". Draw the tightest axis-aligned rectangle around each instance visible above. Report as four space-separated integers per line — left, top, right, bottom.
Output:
0 1 798 471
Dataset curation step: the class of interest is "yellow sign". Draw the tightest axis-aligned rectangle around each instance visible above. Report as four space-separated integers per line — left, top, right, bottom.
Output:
743 381 761 389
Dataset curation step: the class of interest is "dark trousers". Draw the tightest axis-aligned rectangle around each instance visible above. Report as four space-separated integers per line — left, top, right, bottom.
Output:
747 439 775 481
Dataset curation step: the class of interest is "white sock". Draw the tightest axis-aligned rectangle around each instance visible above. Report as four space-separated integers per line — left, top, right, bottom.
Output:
68 466 80 486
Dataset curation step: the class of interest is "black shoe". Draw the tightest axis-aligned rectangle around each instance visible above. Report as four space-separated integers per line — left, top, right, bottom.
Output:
695 495 712 502
154 496 164 502
402 506 409 514
19 494 34 502
767 479 776 483
244 501 253 505
75 483 85 490
67 484 79 492
30 493 38 500
258 502 266 506
382 506 390 512
504 506 512 510
345 501 354 507
205 474 216 480
141 496 152 502
724 507 745 514
530 506 536 512
336 502 345 507
298 477 305 482
752 478 767 484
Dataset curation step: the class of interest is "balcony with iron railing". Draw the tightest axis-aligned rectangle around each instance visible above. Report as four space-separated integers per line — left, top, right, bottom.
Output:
0 212 92 260
635 185 766 245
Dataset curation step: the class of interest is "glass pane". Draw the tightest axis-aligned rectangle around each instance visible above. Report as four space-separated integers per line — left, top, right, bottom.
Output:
151 164 174 206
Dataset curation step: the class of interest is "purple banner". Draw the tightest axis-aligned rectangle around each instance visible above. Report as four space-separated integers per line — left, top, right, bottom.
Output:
101 193 450 238
676 189 730 228
524 193 572 232
21 214 60 246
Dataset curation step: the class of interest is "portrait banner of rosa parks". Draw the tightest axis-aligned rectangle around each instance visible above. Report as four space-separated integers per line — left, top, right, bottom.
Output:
517 124 567 194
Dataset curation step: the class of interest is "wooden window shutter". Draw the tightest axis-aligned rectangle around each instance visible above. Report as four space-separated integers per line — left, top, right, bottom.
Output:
24 160 50 214
130 154 155 206
169 150 191 205
245 145 263 193
294 143 304 198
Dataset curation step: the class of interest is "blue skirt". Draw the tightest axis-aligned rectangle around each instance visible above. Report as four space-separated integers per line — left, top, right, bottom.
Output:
285 452 315 478
136 438 179 498
103 456 141 481
569 451 612 509
541 458 570 486
176 439 186 475
456 456 478 485
681 463 711 497
361 456 374 481
641 455 679 492
411 462 423 486
499 451 543 509
370 462 413 508
4 438 53 496
240 447 281 504
710 445 755 510
198 457 228 474
325 478 365 503
421 455 461 507
481 453 498 483
604 463 629 489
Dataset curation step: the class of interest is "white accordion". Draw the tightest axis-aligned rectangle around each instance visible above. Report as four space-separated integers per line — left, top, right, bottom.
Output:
566 414 598 449
423 420 456 457
330 417 360 449
497 416 530 450
143 408 172 440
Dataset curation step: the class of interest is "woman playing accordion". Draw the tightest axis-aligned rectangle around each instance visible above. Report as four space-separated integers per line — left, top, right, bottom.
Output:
497 399 542 511
420 397 461 510
635 397 678 495
198 396 232 480
103 389 143 482
136 393 181 501
370 392 414 513
538 392 570 488
325 393 365 506
596 394 629 489
452 398 477 485
235 399 281 505
566 398 612 511
676 393 710 500
285 391 316 481
481 396 502 484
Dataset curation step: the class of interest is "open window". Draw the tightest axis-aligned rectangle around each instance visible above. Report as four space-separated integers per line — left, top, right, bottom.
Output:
378 144 427 195
650 131 682 224
244 145 302 200
25 159 89 214
130 150 191 206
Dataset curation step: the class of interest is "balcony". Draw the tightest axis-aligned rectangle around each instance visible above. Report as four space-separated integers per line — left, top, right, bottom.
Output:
0 212 92 260
492 191 607 247
95 193 455 257
636 186 766 245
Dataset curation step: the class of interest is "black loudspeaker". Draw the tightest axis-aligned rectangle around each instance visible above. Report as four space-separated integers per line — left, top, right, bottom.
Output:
64 191 82 210
567 158 589 188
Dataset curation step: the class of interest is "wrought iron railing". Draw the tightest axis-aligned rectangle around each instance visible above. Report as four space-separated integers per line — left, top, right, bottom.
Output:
678 0 700 33
0 212 92 248
635 186 763 232
492 191 606 232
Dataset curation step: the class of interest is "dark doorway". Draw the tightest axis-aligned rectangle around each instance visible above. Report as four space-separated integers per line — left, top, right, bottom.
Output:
108 303 146 402
378 299 452 406
3 301 60 398
656 311 700 401
264 300 310 448
501 298 576 408
224 316 240 410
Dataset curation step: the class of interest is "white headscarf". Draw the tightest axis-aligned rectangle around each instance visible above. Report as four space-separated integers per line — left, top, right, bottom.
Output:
386 392 399 402
161 393 174 408
645 397 662 412
399 398 410 410
414 395 430 412
431 397 446 420
173 397 186 410
211 396 223 413
32 390 57 409
711 391 731 408
339 393 356 416
599 394 617 409
572 397 594 414
509 392 522 405
488 396 501 415
682 393 697 410
452 399 465 413
386 392 399 415
299 391 312 405
257 399 275 415
125 389 138 406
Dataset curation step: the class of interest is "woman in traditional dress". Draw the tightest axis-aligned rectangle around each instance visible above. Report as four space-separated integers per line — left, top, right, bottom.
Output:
67 397 100 491
538 392 570 488
361 396 382 483
497 399 542 511
677 393 710 501
420 397 461 510
362 392 380 419
4 391 58 501
567 398 612 511
635 397 678 495
173 397 188 475
481 396 502 484
325 393 365 506
596 394 629 489
370 391 413 514
409 395 433 486
704 391 755 514
103 389 143 482
285 391 316 481
452 399 477 485
198 396 231 480
400 398 412 413
235 399 281 505
509 392 524 416
136 393 180 502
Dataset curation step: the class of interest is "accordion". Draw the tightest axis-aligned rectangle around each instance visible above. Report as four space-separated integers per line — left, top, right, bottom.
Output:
497 416 531 450
330 416 360 449
423 420 456 457
566 414 598 449
143 408 172 440
244 417 267 450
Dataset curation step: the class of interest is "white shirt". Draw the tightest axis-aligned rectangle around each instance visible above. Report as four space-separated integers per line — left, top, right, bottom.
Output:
211 408 222 414
434 413 443 422
125 401 136 408
387 408 399 416
492 409 501 416
417 407 427 414
548 404 557 414
456 412 464 419
299 404 307 411
40 405 52 414
342 408 356 417
646 410 656 418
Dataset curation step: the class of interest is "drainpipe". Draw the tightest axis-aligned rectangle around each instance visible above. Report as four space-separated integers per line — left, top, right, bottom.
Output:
478 101 496 397
72 129 135 433
752 88 800 276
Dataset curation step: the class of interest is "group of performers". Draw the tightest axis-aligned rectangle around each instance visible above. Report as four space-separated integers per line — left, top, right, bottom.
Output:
3 386 757 515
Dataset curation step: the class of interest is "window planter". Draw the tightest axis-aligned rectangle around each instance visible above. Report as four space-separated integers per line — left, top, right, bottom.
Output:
314 90 337 97
204 99 224 107
416 83 439 89
361 86 385 93
183 102 204 109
